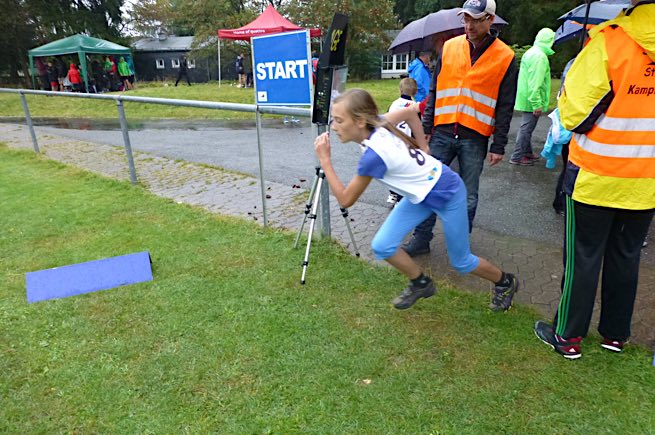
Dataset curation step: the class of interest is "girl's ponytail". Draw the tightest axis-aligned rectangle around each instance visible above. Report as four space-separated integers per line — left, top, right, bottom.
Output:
377 117 421 150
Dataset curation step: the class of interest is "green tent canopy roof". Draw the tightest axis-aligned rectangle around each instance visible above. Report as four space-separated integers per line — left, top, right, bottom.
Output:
29 34 131 57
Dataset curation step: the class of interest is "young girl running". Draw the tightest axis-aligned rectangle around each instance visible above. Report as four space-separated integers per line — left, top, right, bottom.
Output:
314 88 518 311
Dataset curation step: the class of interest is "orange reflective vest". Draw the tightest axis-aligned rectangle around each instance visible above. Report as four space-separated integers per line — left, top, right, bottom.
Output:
569 26 655 180
434 35 514 137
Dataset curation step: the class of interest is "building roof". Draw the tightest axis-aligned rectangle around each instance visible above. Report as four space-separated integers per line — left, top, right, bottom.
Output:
132 35 195 52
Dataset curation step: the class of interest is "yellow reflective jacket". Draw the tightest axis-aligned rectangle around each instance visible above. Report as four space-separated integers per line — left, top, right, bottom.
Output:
558 2 655 210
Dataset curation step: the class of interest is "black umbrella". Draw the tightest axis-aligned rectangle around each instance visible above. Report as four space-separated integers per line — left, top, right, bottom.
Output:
580 0 593 51
559 0 631 51
554 20 586 45
389 8 508 54
559 0 630 24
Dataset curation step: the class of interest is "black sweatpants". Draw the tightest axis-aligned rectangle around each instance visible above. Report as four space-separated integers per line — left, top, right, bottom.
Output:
553 197 653 341
175 69 190 86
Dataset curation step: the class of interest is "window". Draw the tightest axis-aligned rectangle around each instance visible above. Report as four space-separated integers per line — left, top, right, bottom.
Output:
171 58 180 68
395 54 408 71
156 59 164 69
381 54 409 72
382 55 394 71
187 59 196 69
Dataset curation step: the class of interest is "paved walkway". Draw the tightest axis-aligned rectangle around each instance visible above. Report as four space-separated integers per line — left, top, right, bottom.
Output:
2 123 653 347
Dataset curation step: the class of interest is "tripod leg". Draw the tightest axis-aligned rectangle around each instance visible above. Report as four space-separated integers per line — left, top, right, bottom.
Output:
340 207 361 257
301 175 324 284
294 167 321 248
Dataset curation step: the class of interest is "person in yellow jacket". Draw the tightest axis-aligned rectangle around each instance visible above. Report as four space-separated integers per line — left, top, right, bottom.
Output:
535 0 655 359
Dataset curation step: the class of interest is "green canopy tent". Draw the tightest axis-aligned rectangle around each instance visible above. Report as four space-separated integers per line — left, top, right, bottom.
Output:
28 34 131 92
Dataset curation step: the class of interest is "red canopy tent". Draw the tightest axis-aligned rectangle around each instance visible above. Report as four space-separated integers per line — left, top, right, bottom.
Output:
216 4 321 85
219 4 321 40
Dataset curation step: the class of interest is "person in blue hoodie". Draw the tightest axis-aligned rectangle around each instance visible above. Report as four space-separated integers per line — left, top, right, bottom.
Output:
407 51 431 104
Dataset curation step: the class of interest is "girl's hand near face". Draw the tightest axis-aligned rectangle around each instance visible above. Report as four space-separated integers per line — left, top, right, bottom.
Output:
312 131 371 208
314 132 332 162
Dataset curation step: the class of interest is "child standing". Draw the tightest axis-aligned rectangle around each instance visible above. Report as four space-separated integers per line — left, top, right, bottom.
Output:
314 88 519 311
385 77 418 206
67 63 82 92
47 61 59 91
117 56 133 90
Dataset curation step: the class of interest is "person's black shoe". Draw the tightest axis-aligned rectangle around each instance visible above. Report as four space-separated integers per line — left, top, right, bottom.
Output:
392 278 436 309
534 321 582 360
401 238 430 257
488 273 519 312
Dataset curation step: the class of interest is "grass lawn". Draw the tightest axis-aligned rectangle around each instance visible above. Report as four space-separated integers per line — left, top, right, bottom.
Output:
1 144 653 433
0 78 562 121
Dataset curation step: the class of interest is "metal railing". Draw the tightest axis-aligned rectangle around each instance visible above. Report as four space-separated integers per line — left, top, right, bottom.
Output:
0 88 324 230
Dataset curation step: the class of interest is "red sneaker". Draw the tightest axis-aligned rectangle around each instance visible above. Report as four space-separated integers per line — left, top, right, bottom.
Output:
601 338 626 353
534 321 582 360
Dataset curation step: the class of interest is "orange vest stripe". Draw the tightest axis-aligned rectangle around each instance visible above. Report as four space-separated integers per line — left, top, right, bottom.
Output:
585 129 655 146
569 26 655 178
570 139 655 178
434 35 514 136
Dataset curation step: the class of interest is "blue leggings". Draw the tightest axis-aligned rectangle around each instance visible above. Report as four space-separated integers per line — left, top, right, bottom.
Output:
371 183 480 274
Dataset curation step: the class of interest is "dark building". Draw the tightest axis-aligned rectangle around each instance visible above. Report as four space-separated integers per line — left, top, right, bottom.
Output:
132 30 216 82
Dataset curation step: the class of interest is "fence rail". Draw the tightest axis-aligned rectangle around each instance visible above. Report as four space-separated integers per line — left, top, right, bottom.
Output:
0 88 323 230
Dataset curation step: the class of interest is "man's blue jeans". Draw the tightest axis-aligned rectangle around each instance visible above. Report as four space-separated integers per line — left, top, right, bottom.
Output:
412 131 487 242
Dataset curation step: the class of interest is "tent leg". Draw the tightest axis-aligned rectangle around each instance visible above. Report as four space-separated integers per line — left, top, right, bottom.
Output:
218 38 221 87
78 51 89 93
29 56 36 90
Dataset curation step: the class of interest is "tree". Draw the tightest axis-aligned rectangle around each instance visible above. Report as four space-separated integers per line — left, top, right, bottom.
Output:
284 0 398 78
128 0 397 79
26 0 125 43
392 0 582 75
414 0 460 19
393 0 581 47
0 0 36 83
126 0 176 37
0 0 126 85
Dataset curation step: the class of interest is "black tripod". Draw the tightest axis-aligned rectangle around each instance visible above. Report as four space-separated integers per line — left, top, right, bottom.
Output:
294 166 360 284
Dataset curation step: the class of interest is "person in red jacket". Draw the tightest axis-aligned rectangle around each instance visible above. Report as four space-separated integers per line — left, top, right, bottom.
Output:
67 63 82 92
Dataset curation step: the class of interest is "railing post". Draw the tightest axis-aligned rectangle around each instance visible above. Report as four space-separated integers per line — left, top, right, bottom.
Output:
317 124 331 238
115 98 138 185
255 106 268 226
20 92 40 153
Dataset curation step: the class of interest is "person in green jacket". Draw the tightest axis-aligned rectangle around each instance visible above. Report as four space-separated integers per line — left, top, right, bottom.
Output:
509 28 555 166
117 56 133 90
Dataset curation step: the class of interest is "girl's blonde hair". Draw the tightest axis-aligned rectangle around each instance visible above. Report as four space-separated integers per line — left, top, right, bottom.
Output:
333 88 420 150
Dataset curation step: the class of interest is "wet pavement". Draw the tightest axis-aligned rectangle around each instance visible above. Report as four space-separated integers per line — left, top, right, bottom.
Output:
1 114 568 244
0 117 299 131
1 118 653 348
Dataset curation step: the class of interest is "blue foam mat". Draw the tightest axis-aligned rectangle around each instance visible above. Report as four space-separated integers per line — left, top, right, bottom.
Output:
26 251 153 303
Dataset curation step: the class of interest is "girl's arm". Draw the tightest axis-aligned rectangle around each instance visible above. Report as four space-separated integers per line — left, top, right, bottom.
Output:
382 106 429 153
314 133 372 208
